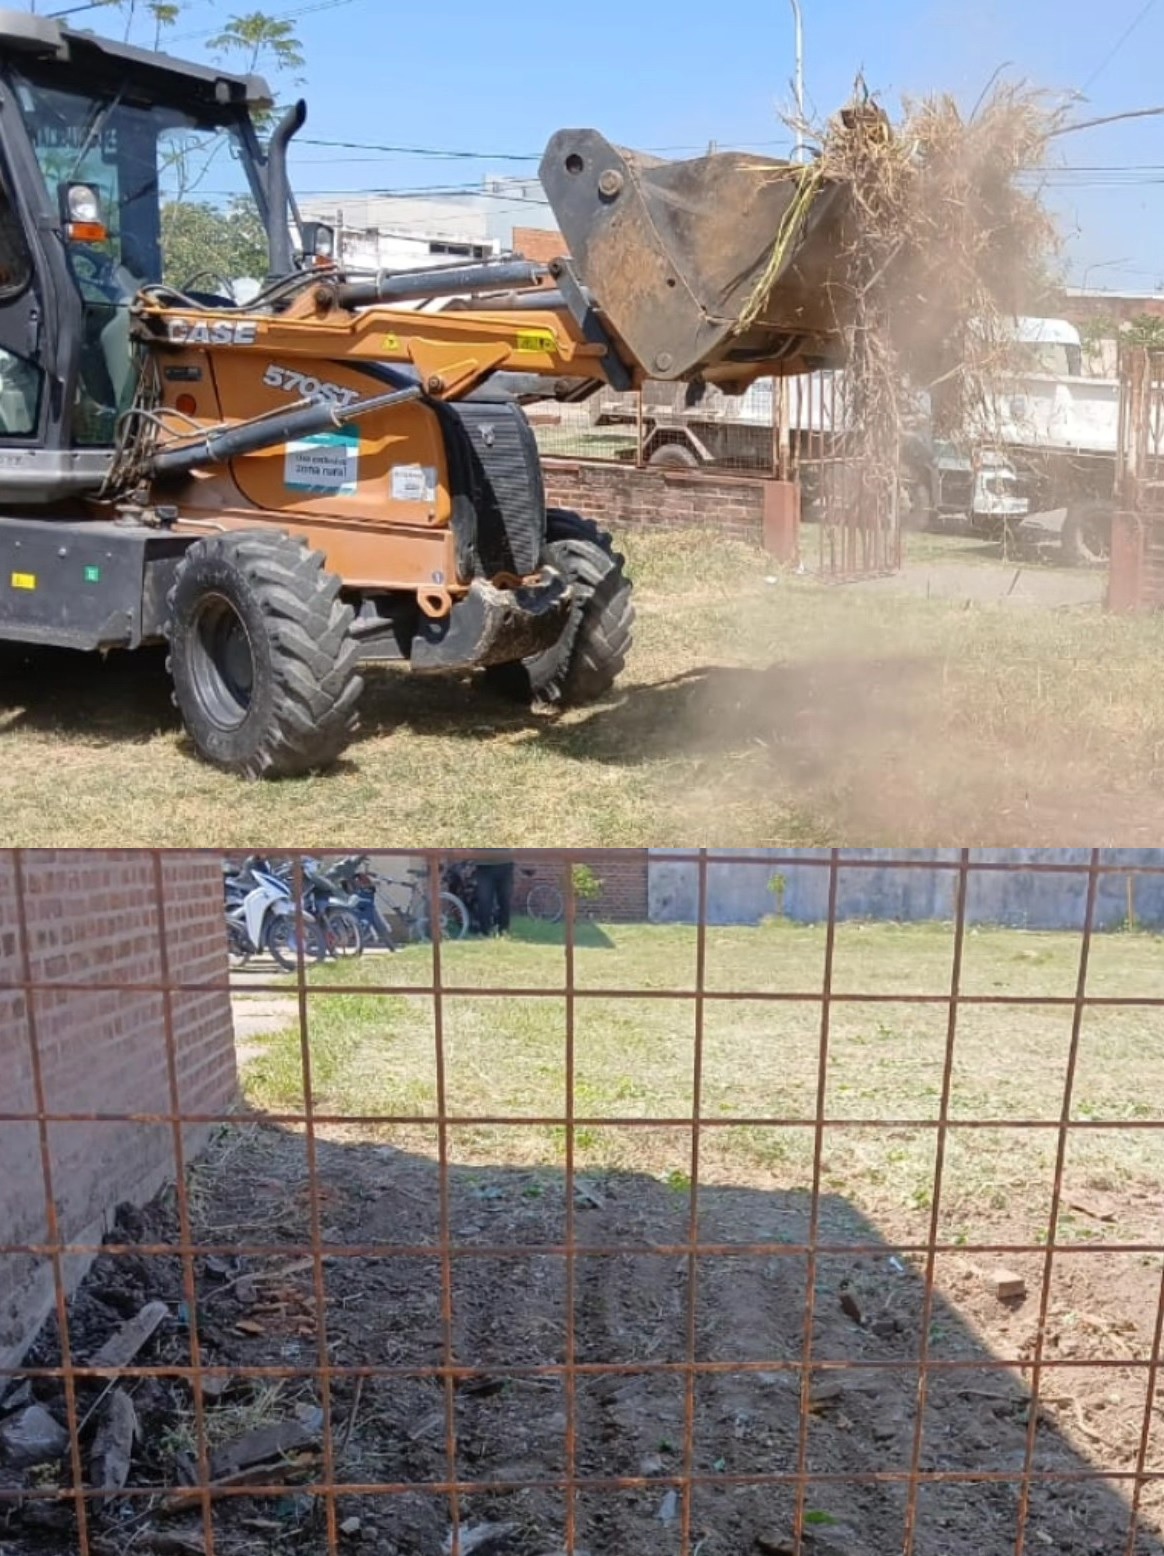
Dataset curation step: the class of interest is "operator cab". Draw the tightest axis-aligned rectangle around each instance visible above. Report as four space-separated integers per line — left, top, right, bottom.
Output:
0 9 274 494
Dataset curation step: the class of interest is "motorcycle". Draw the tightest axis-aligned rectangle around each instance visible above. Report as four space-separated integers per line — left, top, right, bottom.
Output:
224 856 325 972
300 857 366 959
329 855 397 950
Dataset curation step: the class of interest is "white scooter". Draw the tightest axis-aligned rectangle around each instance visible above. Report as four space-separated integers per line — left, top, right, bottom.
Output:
224 857 325 972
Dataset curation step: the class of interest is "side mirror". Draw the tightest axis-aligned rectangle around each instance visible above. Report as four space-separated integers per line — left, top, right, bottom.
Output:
60 182 108 245
300 221 336 268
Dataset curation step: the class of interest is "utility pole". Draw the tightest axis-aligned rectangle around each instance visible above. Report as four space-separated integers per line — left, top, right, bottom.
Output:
789 0 805 162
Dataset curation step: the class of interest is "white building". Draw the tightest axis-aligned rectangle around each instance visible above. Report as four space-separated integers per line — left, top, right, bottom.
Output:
298 176 557 279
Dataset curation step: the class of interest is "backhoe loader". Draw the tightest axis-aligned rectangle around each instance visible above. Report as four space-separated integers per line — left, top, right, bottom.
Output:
0 8 853 777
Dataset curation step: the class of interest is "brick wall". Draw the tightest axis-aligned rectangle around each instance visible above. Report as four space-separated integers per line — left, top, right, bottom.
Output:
0 851 237 1371
543 458 767 546
514 852 649 922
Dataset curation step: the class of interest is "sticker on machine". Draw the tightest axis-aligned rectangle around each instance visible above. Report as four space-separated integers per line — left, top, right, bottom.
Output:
390 463 437 503
285 427 359 495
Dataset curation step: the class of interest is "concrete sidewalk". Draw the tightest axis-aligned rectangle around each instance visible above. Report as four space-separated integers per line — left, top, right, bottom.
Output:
230 990 297 1066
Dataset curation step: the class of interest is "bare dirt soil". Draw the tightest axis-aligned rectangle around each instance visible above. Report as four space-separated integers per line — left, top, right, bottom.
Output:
4 1123 1161 1556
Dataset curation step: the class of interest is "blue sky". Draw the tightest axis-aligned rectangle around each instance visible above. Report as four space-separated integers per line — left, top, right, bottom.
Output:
75 0 1164 289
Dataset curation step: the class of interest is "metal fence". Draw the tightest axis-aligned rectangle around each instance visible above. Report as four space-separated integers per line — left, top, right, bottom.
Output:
1111 347 1164 610
532 374 837 479
2 848 1163 1556
533 374 902 579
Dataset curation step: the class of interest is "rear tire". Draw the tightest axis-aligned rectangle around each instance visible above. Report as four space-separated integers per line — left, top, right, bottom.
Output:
415 891 471 945
226 923 251 969
167 531 363 779
488 510 635 709
265 913 326 972
1061 501 1112 568
526 881 565 924
898 473 934 533
648 441 700 469
323 906 364 958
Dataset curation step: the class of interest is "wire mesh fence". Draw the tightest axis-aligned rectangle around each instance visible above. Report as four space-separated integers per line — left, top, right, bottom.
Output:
2 848 1163 1556
532 373 902 579
531 376 816 476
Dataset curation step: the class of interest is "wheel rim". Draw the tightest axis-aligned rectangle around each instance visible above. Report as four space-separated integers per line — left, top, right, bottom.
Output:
268 917 320 968
190 592 255 730
1078 518 1109 564
528 885 564 923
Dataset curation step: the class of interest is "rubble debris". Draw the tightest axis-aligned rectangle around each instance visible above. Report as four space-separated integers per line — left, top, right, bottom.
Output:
234 1276 259 1307
197 1372 232 1404
0 1404 68 1468
140 1533 207 1554
838 1289 864 1326
456 1376 507 1399
1066 1193 1119 1225
89 1301 169 1370
443 1522 518 1555
90 1389 137 1505
809 1381 845 1413
991 1269 1027 1302
208 1420 322 1484
0 1380 33 1415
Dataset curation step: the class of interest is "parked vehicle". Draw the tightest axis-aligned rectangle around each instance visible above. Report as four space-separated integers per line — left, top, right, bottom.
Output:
380 864 471 945
329 856 397 950
223 857 325 971
983 317 1120 565
299 858 365 959
591 374 1027 533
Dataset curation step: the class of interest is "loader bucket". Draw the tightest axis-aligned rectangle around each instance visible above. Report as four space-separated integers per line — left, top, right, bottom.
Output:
540 130 855 384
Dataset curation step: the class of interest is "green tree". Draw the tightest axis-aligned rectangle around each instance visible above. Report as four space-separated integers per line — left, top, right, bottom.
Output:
161 197 269 289
1122 314 1164 350
210 12 306 77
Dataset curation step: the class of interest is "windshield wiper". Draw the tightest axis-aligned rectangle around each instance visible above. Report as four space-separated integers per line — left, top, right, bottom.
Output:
68 85 127 181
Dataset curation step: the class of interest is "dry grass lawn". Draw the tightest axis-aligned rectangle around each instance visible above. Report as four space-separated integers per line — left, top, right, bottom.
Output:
242 920 1164 1254
2 529 1164 846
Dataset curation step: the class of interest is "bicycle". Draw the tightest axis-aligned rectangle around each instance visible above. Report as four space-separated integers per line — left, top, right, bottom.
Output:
383 867 471 944
520 866 564 924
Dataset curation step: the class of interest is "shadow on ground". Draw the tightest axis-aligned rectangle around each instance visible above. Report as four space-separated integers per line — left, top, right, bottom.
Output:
9 1124 1161 1556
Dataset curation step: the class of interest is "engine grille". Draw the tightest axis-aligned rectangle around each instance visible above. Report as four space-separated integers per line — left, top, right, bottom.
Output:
450 401 546 578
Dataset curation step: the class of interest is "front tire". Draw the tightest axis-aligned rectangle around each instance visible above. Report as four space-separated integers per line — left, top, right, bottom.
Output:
489 510 635 709
1061 501 1112 568
167 531 363 779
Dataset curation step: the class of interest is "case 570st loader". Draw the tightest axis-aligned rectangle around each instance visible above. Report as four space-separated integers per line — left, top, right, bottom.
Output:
0 9 853 777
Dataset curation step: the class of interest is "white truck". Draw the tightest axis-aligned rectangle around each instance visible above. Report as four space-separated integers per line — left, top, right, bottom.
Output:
589 374 1028 530
984 317 1121 565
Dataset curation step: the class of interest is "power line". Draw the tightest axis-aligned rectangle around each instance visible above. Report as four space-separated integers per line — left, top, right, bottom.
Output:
168 0 361 44
1082 0 1160 93
297 134 793 163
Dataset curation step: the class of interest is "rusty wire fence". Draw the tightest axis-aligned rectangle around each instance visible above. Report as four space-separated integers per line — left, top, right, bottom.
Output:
532 372 902 579
1111 346 1164 610
1 848 1163 1556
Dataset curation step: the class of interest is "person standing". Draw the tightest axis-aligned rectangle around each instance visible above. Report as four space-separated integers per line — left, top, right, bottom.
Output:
474 851 515 936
